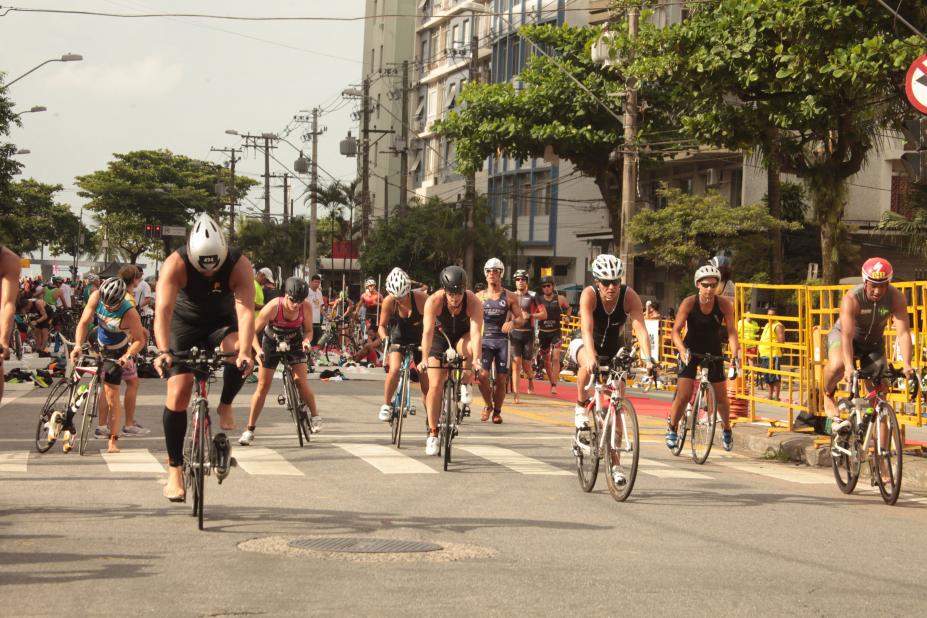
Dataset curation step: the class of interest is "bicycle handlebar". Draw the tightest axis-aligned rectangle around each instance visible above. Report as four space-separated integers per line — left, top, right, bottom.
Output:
852 366 920 402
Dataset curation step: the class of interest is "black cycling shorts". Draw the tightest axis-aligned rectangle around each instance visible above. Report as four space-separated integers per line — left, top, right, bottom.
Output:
509 329 535 360
168 315 237 377
481 337 509 375
428 330 467 363
538 329 562 351
677 355 726 383
100 348 127 386
260 336 308 370
311 324 322 346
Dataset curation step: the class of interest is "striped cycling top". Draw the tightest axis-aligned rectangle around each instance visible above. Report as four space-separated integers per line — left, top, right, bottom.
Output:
95 298 132 348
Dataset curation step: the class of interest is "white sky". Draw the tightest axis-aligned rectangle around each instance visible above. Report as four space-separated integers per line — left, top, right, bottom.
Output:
3 0 366 220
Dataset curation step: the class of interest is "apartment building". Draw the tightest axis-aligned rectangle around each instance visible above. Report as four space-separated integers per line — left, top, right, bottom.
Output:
361 0 417 221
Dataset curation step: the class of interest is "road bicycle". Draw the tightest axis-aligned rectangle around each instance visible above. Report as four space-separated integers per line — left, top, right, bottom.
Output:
386 343 419 448
35 342 102 455
831 365 917 505
436 337 470 471
636 365 666 392
271 338 313 447
669 352 730 465
316 316 361 364
170 347 239 530
571 346 641 502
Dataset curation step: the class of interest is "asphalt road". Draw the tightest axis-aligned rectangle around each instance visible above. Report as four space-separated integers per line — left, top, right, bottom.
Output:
1 376 925 617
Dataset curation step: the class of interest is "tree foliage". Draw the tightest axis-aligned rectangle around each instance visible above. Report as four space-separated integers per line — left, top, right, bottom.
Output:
628 0 923 282
0 179 89 256
0 76 23 203
237 217 309 279
877 185 927 259
629 186 795 269
362 197 511 286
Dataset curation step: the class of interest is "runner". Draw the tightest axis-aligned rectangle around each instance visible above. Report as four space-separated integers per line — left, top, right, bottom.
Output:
537 275 571 396
0 245 22 405
153 214 255 502
510 270 546 404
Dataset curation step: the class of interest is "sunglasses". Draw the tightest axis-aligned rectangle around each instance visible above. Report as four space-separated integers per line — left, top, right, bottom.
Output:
485 269 502 274
699 281 718 289
541 284 552 288
598 279 619 288
514 277 527 282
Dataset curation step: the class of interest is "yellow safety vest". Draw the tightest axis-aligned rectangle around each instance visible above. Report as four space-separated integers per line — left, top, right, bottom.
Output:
758 320 782 358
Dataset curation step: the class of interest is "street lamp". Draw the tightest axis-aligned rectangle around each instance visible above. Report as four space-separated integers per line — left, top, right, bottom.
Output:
14 149 30 155
14 106 47 116
5 53 83 88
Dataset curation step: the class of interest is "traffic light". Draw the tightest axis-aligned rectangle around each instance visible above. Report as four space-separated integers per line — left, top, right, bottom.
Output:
144 224 153 238
154 224 162 238
900 116 927 185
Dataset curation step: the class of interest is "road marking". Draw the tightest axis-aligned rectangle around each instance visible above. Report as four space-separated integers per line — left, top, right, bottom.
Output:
233 447 304 476
334 443 437 474
100 449 165 473
0 451 28 472
456 445 571 475
635 458 713 479
715 461 831 485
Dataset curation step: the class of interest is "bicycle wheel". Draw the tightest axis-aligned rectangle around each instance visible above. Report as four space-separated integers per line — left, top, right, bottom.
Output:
391 371 406 446
691 383 717 464
605 398 640 502
830 415 860 494
671 402 689 457
574 405 599 492
78 376 100 456
873 403 903 505
439 381 454 470
283 370 305 447
36 378 71 453
193 401 208 530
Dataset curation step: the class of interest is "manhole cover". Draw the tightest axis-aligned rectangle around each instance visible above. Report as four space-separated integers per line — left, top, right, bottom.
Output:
287 537 443 554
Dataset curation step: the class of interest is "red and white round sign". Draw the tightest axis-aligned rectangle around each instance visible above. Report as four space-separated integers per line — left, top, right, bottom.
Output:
906 53 927 115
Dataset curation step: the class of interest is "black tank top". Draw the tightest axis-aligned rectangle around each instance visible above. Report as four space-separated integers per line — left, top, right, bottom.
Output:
540 294 562 331
389 293 424 343
174 245 242 323
437 294 470 340
683 296 724 354
592 286 627 352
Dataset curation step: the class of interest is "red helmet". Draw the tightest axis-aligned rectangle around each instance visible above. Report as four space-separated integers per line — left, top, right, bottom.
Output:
861 257 893 284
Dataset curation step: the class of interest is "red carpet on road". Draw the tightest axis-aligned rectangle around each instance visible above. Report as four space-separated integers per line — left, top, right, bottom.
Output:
515 377 670 420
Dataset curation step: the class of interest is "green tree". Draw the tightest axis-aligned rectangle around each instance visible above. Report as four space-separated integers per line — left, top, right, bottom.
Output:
436 23 676 249
0 179 88 256
362 196 510 286
629 186 795 269
628 0 923 283
76 149 257 260
877 185 927 259
237 217 309 279
0 76 23 203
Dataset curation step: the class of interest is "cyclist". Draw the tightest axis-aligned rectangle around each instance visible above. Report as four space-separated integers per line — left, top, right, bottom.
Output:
21 292 51 357
357 278 383 333
822 258 914 424
0 245 22 405
71 277 148 453
476 258 526 424
569 254 654 429
153 214 255 502
378 267 429 422
665 264 741 452
240 276 319 445
510 269 546 404
537 275 571 396
421 265 483 456
82 274 100 304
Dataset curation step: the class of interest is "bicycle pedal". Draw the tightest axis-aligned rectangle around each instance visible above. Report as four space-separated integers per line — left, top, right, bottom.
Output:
229 456 238 467
462 405 470 417
277 395 286 406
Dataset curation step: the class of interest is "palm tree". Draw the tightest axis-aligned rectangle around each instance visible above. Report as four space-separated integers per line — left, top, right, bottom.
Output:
877 187 927 259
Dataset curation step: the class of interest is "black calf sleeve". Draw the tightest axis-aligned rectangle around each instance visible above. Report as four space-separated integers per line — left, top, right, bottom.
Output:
220 362 245 405
163 407 187 467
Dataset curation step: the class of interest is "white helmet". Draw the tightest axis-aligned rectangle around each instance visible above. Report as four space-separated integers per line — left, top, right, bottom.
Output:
484 257 505 275
694 264 722 287
591 254 623 280
385 267 411 297
187 213 228 274
99 277 126 307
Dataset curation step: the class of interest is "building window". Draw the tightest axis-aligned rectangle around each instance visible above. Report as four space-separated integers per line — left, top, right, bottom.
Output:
420 38 427 66
370 48 375 70
730 168 743 207
511 37 521 78
379 45 383 72
535 179 551 216
427 88 437 122
519 183 531 216
891 175 912 216
679 177 693 195
445 82 456 109
452 24 459 50
462 18 470 44
376 93 381 119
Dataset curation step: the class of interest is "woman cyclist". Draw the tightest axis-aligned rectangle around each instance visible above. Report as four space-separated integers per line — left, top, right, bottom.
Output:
239 276 320 445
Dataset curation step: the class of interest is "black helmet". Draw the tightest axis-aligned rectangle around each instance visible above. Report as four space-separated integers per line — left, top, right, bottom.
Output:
539 275 554 286
284 276 309 303
440 265 467 293
709 254 732 278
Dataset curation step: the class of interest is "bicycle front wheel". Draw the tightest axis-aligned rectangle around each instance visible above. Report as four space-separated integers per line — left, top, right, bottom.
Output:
392 371 407 447
284 370 306 447
574 406 599 492
605 399 639 502
691 384 717 464
671 402 689 457
36 378 71 453
873 403 903 505
78 376 100 456
830 415 860 494
193 401 208 529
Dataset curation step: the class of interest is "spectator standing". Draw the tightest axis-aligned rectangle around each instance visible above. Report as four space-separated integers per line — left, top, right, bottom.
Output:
758 306 785 401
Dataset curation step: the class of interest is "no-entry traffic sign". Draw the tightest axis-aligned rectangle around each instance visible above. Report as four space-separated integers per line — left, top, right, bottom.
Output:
906 53 927 115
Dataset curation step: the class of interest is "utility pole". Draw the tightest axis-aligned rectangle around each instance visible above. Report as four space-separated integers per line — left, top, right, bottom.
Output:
263 135 272 223
361 77 371 248
309 108 320 276
210 146 239 241
399 59 409 216
282 173 289 224
463 9 480 279
620 7 640 288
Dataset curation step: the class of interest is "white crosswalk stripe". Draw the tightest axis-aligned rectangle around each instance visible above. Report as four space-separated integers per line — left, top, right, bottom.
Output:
715 461 832 485
455 445 572 475
100 449 165 473
637 458 713 480
0 451 29 472
232 446 304 476
335 443 437 474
